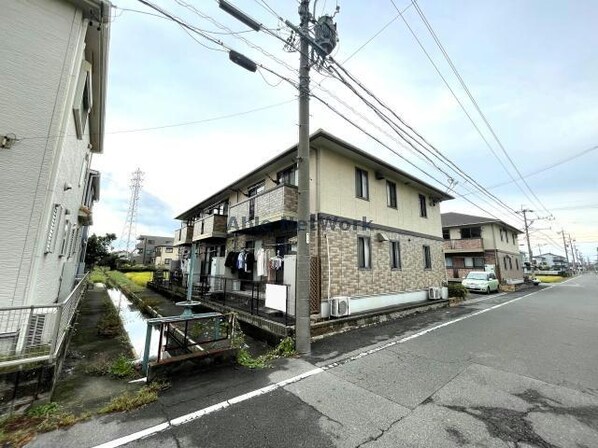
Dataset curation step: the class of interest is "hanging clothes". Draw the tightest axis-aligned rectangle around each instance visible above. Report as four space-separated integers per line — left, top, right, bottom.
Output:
224 251 237 268
256 248 266 277
237 251 245 271
244 251 254 273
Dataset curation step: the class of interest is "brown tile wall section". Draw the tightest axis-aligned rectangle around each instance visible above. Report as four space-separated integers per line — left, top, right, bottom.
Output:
316 219 446 299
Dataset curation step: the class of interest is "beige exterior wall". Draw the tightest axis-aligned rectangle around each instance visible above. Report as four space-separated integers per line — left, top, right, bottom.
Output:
155 246 179 267
447 223 520 255
226 155 296 208
313 147 443 238
486 224 520 254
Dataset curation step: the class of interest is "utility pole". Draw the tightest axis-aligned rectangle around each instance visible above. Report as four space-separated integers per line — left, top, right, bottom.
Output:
220 0 338 354
568 234 577 273
558 229 570 270
294 0 311 354
517 208 535 278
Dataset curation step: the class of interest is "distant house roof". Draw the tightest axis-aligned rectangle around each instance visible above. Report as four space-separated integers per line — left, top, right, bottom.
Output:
441 212 522 233
175 129 454 220
536 253 566 259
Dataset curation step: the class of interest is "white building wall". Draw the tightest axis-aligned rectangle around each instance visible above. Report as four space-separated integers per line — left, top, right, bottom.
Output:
0 0 92 307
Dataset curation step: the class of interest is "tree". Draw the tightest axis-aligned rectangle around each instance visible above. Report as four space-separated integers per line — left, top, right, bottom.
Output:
85 233 117 268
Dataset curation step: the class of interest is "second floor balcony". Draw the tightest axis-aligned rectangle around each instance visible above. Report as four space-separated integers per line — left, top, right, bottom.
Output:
443 237 484 253
193 214 228 241
227 184 298 233
174 225 193 246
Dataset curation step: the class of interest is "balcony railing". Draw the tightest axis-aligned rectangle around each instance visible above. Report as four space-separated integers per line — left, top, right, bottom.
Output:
443 238 484 252
193 214 228 241
0 273 88 368
174 225 194 246
227 184 298 232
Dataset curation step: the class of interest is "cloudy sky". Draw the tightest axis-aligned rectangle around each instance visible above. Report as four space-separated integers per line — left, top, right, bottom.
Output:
92 0 598 261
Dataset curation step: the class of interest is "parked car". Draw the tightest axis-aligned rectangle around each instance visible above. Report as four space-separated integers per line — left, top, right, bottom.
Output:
462 271 499 294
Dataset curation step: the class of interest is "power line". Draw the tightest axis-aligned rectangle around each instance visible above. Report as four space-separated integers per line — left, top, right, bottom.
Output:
405 0 554 219
19 99 295 140
342 2 412 63
461 144 598 195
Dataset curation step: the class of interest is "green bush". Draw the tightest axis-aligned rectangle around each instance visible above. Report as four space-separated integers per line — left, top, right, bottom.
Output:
448 283 468 299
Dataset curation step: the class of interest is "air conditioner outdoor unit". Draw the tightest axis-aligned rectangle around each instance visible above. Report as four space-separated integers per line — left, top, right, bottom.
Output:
330 296 351 317
428 287 442 300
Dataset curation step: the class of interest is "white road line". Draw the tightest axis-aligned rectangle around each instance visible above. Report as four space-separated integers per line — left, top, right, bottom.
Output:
92 283 563 448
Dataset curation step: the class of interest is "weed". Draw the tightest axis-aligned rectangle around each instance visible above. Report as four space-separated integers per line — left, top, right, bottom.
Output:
448 283 468 298
108 355 137 379
97 306 123 338
88 267 108 284
236 335 296 369
0 403 89 447
99 381 169 414
25 402 60 418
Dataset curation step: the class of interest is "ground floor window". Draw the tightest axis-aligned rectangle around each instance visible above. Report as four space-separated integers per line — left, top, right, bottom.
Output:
423 245 432 269
445 256 453 267
358 236 371 269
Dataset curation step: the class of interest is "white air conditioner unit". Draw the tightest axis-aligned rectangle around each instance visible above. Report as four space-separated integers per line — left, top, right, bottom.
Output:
330 296 351 317
428 287 442 300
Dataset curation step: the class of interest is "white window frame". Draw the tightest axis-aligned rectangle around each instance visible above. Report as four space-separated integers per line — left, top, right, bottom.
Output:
73 60 93 139
390 240 401 269
357 236 371 269
45 204 63 254
59 216 72 258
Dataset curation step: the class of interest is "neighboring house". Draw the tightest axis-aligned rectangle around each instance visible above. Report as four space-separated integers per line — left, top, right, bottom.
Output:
172 130 452 320
154 244 178 268
0 0 111 405
134 235 173 265
442 212 523 283
533 253 568 270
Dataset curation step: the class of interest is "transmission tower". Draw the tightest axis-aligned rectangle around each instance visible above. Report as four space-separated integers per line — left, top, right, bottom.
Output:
120 168 144 259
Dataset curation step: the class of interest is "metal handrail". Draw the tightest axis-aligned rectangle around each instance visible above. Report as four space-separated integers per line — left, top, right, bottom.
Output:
0 273 88 368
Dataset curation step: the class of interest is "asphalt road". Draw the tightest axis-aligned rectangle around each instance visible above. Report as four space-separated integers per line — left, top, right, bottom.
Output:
31 274 598 448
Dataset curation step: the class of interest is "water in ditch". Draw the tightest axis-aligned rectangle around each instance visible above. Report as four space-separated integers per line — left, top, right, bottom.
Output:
106 287 160 361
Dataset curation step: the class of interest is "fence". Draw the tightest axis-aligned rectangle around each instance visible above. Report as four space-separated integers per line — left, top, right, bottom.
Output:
0 274 88 368
198 275 293 325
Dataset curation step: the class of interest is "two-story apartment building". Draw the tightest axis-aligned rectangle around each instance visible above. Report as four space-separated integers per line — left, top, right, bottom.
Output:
173 130 452 321
154 244 178 268
441 212 523 283
0 0 111 406
134 235 173 265
533 253 568 271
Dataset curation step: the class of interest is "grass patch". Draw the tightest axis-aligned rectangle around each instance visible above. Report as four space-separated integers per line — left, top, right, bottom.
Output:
0 380 168 446
106 270 145 293
99 381 169 414
535 275 565 283
236 336 296 369
124 271 153 288
97 299 124 338
88 267 108 284
109 355 137 379
0 403 90 448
